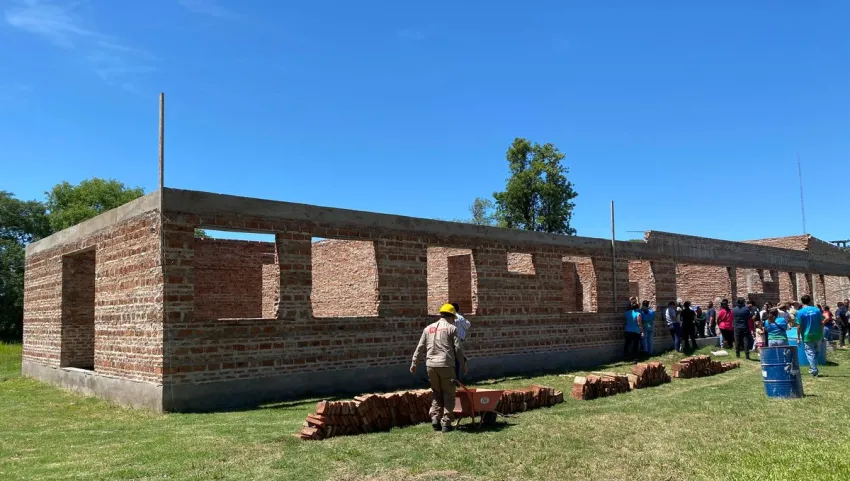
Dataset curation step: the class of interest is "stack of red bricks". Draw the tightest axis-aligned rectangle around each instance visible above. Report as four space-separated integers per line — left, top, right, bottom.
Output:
498 385 564 414
295 389 432 440
671 356 741 378
627 362 671 389
295 384 564 440
570 373 631 400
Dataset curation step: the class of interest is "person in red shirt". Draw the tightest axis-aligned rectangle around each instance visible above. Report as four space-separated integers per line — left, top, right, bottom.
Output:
716 298 735 348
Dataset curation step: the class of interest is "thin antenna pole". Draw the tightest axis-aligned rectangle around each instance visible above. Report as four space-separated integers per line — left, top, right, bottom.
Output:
159 93 165 192
611 201 617 312
797 152 806 234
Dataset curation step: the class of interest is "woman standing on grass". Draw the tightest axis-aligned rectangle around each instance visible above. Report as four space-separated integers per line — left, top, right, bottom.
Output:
717 299 735 349
764 308 788 347
822 305 835 350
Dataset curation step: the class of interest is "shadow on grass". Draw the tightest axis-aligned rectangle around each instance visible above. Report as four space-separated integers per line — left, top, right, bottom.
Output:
454 420 513 434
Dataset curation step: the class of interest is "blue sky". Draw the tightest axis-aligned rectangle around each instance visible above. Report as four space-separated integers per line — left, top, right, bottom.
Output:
1 1 848 243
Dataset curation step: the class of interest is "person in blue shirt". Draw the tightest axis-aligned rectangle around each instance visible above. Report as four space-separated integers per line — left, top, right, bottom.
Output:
796 294 823 376
639 300 656 355
623 300 643 361
764 308 788 346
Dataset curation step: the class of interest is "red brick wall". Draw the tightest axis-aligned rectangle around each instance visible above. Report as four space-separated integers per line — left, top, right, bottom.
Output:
311 239 379 318
825 276 850 306
24 212 163 383
194 239 278 320
564 256 596 312
427 247 477 315
674 264 731 307
60 249 96 368
160 210 630 386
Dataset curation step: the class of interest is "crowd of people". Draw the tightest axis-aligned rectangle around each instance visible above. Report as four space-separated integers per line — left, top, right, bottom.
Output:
624 296 850 377
408 294 849 434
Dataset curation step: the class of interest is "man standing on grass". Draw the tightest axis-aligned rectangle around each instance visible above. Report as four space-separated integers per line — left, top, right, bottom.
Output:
623 300 643 361
640 300 656 355
706 301 717 337
451 303 470 380
411 303 467 433
796 294 823 377
666 301 682 352
836 301 849 349
732 298 754 360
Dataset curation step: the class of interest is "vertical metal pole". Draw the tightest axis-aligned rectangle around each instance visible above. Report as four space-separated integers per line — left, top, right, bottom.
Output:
159 93 165 193
797 152 806 235
611 201 617 313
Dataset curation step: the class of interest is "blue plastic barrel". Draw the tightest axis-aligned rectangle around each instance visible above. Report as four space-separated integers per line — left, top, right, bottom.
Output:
760 346 804 398
786 328 827 366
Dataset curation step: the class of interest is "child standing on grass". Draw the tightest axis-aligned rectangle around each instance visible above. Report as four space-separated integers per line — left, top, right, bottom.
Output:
754 320 765 353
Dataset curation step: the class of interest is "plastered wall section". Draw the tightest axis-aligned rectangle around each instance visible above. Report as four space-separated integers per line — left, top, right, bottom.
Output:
23 211 163 383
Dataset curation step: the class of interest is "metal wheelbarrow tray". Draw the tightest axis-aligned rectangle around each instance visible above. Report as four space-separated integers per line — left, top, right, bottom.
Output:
452 381 504 428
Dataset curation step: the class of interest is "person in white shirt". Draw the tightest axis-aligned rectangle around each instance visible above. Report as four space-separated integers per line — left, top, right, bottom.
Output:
665 301 682 352
451 303 470 380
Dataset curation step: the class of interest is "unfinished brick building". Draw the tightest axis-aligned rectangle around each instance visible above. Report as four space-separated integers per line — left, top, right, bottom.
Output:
22 189 850 411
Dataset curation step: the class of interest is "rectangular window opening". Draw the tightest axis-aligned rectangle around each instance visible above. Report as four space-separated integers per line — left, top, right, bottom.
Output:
61 247 96 370
563 256 596 313
507 252 535 275
427 247 476 316
193 231 278 320
311 238 380 318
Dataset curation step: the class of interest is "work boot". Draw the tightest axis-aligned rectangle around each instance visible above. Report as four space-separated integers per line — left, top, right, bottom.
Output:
431 417 441 431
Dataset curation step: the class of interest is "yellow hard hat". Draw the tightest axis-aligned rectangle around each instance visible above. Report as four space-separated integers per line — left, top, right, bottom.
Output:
439 303 457 316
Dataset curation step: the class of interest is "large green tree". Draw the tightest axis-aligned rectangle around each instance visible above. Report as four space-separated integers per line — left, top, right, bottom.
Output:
493 138 578 235
1 179 145 341
468 197 495 226
46 178 144 232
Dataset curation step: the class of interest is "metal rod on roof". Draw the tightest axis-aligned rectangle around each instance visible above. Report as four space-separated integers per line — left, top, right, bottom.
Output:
611 201 617 313
159 93 165 192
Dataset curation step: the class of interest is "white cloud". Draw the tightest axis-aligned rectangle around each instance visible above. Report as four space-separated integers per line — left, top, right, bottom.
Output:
3 1 156 94
178 0 237 19
398 28 425 41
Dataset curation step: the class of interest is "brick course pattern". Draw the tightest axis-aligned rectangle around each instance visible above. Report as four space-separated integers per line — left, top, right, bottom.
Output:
24 210 163 383
21 189 850 411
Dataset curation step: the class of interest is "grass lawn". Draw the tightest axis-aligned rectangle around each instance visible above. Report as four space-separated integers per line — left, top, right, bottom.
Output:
2 342 849 481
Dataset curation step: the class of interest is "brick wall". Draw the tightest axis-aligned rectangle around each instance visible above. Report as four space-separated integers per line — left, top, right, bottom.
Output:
825 276 850 306
564 256 596 312
23 211 163 383
674 264 731 307
427 247 477 315
311 239 379 318
507 252 535 275
60 249 96 368
194 238 278 320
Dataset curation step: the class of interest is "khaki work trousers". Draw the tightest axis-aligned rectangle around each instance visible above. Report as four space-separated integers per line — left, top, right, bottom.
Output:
426 366 456 427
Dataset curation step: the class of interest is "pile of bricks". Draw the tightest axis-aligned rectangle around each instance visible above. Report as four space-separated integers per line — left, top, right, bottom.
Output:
295 384 563 440
570 373 631 400
671 356 741 379
498 385 564 414
295 390 432 440
627 362 671 389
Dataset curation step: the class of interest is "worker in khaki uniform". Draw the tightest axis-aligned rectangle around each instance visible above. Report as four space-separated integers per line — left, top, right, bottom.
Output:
410 303 467 433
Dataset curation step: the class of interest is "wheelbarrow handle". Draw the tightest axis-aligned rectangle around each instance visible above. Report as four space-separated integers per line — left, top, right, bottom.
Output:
454 379 475 425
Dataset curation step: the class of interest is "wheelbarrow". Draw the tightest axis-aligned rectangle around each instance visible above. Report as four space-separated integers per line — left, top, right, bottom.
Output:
452 380 504 428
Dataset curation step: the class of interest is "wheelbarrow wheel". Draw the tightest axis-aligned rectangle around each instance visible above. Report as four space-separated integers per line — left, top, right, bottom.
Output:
481 411 497 426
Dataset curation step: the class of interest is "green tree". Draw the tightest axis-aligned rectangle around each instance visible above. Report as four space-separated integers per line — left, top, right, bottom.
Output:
0 192 51 244
46 178 144 232
469 197 495 226
0 192 50 341
493 138 578 234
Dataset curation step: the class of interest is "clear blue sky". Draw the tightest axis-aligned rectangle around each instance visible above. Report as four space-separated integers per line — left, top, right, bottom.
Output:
1 1 848 242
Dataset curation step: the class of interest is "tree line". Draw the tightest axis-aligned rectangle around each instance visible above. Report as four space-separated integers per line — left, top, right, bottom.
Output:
0 137 578 342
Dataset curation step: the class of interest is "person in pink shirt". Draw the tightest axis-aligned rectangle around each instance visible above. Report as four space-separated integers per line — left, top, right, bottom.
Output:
716 298 735 348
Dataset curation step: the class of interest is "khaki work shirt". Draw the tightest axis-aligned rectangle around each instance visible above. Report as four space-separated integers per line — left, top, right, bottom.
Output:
411 319 465 370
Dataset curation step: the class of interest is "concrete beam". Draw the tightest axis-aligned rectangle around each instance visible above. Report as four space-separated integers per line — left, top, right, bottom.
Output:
26 191 160 257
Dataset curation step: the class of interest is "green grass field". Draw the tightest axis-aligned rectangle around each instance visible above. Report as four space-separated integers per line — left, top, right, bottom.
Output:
2 342 849 481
